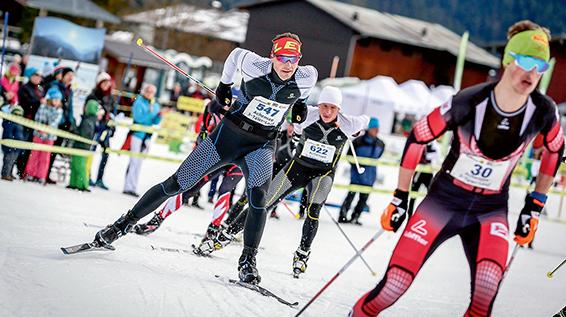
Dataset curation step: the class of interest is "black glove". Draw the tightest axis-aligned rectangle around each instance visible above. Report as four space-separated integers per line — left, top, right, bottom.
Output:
215 82 233 107
380 189 409 232
514 192 545 246
291 100 307 124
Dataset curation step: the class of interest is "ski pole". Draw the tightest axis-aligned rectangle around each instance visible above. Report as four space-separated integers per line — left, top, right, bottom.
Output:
322 205 377 276
348 139 365 174
501 243 520 283
547 258 566 279
136 38 216 96
0 12 8 77
295 229 385 317
281 201 299 219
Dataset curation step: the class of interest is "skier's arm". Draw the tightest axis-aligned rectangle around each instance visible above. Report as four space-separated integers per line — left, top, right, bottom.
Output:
536 115 564 189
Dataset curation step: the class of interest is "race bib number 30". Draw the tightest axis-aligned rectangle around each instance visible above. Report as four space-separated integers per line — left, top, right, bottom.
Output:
301 139 336 164
450 154 510 191
242 96 289 127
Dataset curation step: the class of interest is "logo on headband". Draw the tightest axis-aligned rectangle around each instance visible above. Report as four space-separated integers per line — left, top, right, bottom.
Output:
272 37 301 56
532 34 549 49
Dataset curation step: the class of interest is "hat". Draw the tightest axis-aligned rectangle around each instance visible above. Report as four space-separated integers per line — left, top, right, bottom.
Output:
85 99 100 116
8 63 21 74
368 117 379 129
96 72 111 85
317 86 342 109
10 105 24 116
503 28 550 66
24 67 41 78
271 36 302 57
46 87 63 101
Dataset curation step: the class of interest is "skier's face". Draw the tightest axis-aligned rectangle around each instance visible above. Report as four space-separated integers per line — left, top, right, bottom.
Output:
271 56 299 81
506 62 542 96
318 103 339 123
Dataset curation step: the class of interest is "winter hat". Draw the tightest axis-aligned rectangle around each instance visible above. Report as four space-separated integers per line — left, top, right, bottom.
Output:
24 67 41 78
317 86 342 109
85 99 100 116
8 63 21 75
96 72 111 85
503 28 550 66
10 105 24 116
368 117 379 129
46 87 63 101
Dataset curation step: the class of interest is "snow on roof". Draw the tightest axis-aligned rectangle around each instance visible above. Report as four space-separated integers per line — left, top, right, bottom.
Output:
122 4 249 43
20 0 120 24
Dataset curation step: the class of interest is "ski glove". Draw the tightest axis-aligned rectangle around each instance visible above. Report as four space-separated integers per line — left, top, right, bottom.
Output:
215 82 233 107
291 100 307 124
514 192 545 246
380 189 409 232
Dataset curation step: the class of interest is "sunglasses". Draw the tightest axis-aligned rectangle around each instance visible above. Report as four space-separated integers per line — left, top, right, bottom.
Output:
510 52 549 74
274 55 301 64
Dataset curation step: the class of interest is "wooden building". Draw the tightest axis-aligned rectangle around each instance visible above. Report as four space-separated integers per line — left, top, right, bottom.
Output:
239 0 500 88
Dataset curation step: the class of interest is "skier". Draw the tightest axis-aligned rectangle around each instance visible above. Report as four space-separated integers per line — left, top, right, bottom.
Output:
205 86 369 278
351 20 564 317
81 32 317 285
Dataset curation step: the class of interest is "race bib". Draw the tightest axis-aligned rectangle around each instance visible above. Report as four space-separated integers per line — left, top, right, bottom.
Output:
450 153 510 191
242 96 289 127
301 139 336 164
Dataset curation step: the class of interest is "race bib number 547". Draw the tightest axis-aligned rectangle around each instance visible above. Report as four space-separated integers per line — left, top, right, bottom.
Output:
242 96 289 127
450 154 510 191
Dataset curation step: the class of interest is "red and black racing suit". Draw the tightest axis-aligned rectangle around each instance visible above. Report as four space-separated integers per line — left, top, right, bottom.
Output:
353 82 564 317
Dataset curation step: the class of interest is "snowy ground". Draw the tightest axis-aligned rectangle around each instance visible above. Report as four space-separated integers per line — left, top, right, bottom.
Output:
1 133 566 316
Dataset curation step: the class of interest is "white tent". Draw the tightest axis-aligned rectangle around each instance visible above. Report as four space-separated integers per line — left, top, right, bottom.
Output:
398 79 443 116
431 85 456 105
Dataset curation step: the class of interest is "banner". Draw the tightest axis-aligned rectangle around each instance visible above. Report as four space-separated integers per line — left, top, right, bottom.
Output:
176 96 206 113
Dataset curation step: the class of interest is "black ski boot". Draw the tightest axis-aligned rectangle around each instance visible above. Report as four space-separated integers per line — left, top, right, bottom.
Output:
94 211 137 247
213 229 235 251
193 224 220 256
238 246 261 284
132 213 164 236
292 248 311 278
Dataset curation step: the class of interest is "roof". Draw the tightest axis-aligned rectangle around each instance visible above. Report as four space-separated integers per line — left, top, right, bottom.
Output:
240 0 500 68
122 4 249 43
18 0 120 24
103 38 169 70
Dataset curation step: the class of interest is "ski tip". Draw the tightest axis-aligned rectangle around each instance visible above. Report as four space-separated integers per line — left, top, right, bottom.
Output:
60 247 69 255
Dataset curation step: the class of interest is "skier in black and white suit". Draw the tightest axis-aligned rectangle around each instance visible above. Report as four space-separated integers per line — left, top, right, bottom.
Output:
91 32 317 284
211 86 369 277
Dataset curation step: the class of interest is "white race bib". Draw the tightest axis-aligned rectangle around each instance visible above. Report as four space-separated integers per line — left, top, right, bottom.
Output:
300 139 336 164
450 153 510 191
242 96 289 127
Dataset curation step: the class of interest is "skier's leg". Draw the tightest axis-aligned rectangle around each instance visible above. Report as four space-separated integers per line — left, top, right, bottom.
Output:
211 166 243 227
462 210 509 317
351 195 457 316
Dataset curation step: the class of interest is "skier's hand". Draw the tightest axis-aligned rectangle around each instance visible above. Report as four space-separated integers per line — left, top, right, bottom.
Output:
215 82 233 107
514 192 545 246
291 100 307 123
380 189 409 232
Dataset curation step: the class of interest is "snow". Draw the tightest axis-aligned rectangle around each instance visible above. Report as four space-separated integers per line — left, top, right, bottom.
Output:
1 131 566 316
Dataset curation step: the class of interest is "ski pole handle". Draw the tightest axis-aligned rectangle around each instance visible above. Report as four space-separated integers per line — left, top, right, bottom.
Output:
295 229 385 317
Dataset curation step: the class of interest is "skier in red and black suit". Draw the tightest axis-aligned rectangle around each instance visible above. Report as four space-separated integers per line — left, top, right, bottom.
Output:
351 20 564 317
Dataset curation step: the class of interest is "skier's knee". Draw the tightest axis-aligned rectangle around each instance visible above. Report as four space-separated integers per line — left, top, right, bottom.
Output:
161 174 182 196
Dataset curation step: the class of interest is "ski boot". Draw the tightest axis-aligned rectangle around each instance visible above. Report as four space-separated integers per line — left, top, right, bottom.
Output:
132 213 164 236
94 211 137 247
269 209 280 219
213 229 235 251
292 248 311 278
192 224 220 256
238 246 261 284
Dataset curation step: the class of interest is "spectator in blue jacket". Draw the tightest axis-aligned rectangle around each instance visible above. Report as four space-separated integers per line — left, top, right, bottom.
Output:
338 117 385 225
123 84 161 197
1 105 25 181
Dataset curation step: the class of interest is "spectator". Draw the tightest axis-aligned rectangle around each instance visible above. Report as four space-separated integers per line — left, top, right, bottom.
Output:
46 67 76 184
338 117 385 225
86 72 116 190
170 82 182 103
123 84 161 197
1 63 21 105
68 100 101 192
1 105 25 181
24 88 63 184
16 67 45 177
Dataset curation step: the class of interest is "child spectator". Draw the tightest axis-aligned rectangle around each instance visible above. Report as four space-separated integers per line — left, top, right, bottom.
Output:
24 88 63 184
1 105 25 181
1 63 21 105
68 100 101 191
